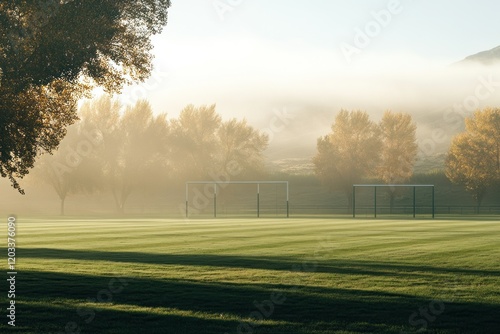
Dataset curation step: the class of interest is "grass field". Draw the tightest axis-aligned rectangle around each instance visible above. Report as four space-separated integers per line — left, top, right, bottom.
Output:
2 217 500 333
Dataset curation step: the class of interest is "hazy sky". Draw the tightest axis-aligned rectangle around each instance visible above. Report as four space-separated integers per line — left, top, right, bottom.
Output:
113 0 500 158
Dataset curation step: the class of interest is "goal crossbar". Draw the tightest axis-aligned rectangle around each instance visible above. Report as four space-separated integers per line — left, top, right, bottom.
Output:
185 181 289 218
352 184 435 219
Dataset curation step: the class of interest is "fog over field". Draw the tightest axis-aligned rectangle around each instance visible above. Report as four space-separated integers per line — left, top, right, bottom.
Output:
113 0 500 161
118 44 500 161
2 0 500 215
3 2 500 333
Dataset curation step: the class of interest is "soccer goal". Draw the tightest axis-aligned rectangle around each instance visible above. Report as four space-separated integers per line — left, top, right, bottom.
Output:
352 184 435 219
185 181 289 218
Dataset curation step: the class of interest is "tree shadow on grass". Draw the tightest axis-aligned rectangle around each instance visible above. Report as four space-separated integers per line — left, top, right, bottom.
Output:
14 247 500 279
1 296 246 334
2 264 499 333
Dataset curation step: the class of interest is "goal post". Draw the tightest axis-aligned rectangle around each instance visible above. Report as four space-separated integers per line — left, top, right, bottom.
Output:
185 181 289 218
352 184 435 219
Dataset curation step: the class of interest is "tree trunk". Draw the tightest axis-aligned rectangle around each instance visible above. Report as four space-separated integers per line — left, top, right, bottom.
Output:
112 188 122 213
60 196 66 216
120 190 131 214
475 189 485 214
476 197 483 215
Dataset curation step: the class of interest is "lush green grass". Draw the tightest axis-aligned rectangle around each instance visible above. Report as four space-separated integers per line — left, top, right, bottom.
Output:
2 217 500 333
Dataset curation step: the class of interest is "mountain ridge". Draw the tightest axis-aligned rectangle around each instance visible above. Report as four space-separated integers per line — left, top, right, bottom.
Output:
459 45 500 65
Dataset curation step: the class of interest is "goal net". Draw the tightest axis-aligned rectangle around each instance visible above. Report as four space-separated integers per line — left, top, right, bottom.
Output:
352 184 435 218
185 181 289 218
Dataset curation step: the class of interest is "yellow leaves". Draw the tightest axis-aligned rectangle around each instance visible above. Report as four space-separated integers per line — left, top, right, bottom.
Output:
378 111 418 184
446 108 500 204
216 118 269 171
0 79 79 193
314 109 419 202
2 0 169 93
314 110 381 192
1 1 171 192
170 104 268 178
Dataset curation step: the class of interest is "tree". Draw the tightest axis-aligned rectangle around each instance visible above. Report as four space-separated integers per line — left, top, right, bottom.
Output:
313 110 381 209
0 0 171 192
110 100 170 213
0 80 79 193
378 111 418 212
33 121 103 215
216 118 269 177
55 96 170 214
170 105 269 181
170 104 222 179
446 108 500 211
1 1 170 91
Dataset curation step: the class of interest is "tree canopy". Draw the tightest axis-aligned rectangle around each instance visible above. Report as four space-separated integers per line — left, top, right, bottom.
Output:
313 110 381 207
378 111 418 184
446 107 500 209
313 109 419 209
378 111 418 211
0 0 171 192
34 121 103 215
34 97 270 214
1 0 170 91
171 104 269 180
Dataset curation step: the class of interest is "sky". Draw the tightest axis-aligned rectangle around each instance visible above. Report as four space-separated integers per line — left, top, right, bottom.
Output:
114 0 500 158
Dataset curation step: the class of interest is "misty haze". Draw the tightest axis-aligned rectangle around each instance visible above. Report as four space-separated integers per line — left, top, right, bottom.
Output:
1 1 500 333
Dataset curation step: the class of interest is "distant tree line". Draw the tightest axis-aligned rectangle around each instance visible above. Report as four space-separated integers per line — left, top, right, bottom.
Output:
34 96 268 214
314 107 500 212
313 110 418 211
30 104 500 215
445 107 500 210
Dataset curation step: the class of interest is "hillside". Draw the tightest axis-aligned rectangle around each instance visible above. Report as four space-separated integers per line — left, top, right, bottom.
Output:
459 45 500 65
